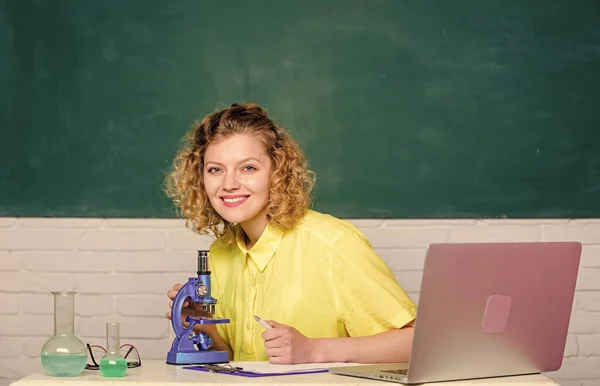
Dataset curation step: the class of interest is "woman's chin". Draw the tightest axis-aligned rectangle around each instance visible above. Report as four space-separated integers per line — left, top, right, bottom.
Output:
216 210 249 225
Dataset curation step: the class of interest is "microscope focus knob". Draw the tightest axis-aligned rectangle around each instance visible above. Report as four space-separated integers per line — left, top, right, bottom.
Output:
197 284 208 296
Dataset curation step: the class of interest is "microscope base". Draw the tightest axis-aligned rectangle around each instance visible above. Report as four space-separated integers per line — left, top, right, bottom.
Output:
166 349 229 365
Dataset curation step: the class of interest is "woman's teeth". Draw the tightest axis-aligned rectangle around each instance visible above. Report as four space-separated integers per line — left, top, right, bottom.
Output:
223 197 246 203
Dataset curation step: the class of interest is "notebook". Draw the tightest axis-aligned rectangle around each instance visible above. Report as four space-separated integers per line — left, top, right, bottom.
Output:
185 361 359 377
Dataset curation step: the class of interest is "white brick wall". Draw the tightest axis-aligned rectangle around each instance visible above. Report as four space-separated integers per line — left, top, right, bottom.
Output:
0 218 599 386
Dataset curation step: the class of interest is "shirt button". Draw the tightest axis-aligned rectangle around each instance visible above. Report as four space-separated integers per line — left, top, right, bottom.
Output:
246 323 250 329
250 279 255 286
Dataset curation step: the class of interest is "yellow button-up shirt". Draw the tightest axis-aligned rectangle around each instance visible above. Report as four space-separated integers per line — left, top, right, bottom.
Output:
210 210 416 361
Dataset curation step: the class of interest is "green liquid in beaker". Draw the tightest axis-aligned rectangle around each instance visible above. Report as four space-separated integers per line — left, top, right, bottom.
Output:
41 352 87 377
99 357 127 377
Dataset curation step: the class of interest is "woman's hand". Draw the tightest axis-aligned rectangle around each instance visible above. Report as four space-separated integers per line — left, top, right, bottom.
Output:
262 321 319 364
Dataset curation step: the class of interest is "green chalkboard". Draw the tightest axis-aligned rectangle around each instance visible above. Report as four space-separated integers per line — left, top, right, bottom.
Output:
1 0 599 218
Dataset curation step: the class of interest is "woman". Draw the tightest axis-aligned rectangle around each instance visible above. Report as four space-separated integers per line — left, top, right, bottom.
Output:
164 103 416 364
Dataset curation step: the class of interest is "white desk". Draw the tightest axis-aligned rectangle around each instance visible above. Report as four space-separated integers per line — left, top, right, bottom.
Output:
10 360 558 386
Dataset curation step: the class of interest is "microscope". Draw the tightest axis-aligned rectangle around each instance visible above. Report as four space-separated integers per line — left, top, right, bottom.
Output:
166 250 230 365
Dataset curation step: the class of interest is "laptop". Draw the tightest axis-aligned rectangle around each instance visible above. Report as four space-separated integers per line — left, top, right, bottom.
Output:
329 242 581 384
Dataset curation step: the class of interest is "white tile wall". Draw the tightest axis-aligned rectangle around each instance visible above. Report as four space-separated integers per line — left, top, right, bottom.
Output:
1 218 599 386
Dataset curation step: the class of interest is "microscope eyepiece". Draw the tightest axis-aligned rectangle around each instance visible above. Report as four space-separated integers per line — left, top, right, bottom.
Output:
197 250 210 274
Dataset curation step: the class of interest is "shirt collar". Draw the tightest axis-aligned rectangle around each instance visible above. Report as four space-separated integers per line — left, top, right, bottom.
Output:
235 223 284 272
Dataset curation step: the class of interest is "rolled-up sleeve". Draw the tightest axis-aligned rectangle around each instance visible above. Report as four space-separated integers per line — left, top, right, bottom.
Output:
333 230 417 337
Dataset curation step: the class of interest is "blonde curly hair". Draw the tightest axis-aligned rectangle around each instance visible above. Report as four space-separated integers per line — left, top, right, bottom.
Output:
164 103 315 242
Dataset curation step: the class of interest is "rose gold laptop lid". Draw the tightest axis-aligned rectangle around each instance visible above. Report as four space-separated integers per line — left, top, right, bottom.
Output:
407 241 581 384
329 241 581 384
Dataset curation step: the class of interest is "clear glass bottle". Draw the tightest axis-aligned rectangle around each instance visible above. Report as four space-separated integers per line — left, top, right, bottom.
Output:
99 322 127 377
40 291 87 377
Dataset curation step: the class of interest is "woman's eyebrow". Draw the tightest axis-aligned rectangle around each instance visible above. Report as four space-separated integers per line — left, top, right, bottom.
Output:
204 157 263 167
238 157 263 164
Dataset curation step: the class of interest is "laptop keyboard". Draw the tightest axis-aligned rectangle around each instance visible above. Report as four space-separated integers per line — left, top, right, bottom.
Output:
382 369 408 375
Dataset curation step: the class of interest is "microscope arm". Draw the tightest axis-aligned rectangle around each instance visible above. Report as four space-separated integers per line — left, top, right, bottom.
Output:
170 279 196 339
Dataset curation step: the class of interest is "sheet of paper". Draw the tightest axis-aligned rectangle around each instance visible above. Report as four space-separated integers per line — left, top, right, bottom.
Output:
229 361 360 374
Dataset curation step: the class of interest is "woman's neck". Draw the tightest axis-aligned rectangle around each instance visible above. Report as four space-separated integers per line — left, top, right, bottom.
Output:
240 210 269 250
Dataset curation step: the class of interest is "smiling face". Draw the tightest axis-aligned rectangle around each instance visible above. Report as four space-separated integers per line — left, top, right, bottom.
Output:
203 133 272 239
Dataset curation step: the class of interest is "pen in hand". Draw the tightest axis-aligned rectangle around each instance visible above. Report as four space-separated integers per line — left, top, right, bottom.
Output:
253 315 272 330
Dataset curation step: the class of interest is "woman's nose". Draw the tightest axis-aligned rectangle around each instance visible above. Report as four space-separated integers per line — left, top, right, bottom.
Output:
223 172 240 190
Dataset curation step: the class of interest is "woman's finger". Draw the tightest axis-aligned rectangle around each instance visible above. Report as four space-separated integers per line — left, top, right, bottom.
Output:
263 335 284 347
268 356 289 364
265 347 284 358
262 327 286 342
266 320 286 328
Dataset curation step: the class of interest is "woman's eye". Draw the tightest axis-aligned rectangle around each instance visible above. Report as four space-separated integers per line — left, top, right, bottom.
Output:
242 165 257 172
207 167 221 173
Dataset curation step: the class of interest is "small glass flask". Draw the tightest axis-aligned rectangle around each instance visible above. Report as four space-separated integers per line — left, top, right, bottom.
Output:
99 322 127 377
40 291 87 377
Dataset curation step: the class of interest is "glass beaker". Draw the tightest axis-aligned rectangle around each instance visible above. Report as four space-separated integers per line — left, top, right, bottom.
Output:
40 291 87 377
99 322 127 377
